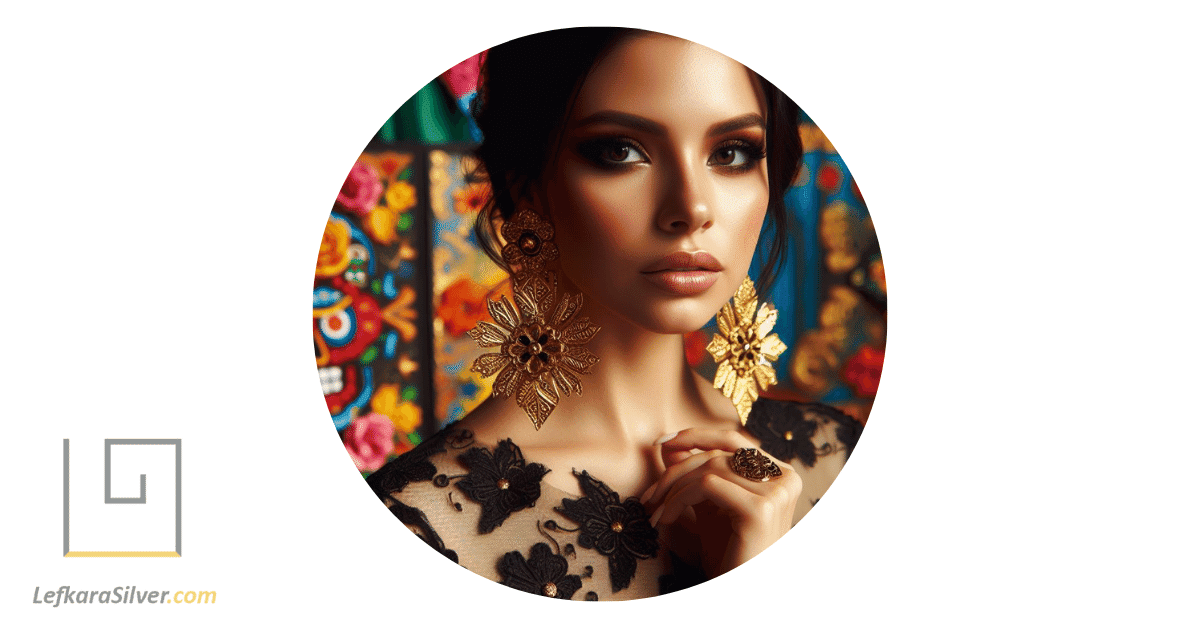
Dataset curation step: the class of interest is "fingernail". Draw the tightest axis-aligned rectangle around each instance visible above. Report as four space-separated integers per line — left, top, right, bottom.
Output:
649 506 662 528
639 483 656 504
653 431 679 446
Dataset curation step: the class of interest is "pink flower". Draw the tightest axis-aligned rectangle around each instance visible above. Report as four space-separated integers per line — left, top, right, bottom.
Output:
336 161 383 216
343 413 395 472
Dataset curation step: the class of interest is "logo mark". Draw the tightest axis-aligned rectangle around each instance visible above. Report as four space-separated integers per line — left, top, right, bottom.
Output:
62 439 182 557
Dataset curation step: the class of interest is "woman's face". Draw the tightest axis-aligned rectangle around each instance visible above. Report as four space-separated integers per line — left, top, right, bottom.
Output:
537 33 770 334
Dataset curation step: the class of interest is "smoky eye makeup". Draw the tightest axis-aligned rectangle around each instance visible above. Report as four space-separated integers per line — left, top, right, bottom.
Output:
709 137 767 172
575 136 651 170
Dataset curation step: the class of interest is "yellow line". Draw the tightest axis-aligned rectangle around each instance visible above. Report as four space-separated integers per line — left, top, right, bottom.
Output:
65 552 180 558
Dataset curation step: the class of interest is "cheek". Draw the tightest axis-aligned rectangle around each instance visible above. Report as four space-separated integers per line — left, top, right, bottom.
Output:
549 170 649 270
716 176 771 273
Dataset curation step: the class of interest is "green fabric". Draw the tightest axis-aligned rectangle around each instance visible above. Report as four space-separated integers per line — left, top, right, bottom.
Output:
378 80 474 144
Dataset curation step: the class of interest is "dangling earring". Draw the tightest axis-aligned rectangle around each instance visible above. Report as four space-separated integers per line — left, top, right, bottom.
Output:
500 208 559 285
707 276 788 425
468 209 600 430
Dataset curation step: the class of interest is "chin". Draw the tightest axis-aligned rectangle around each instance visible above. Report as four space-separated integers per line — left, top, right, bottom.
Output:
632 298 725 335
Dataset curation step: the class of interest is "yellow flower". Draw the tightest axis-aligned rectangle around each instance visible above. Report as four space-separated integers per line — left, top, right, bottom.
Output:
364 206 399 245
385 180 417 213
707 277 788 424
370 384 422 434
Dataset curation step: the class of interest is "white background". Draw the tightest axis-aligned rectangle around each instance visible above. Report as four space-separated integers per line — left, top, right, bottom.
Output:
2 1 1197 626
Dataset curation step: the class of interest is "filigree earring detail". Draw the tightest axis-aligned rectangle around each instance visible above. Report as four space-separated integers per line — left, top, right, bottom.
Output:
469 210 599 430
501 208 559 284
707 277 788 425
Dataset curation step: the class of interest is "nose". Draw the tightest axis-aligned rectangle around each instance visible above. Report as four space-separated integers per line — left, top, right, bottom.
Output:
655 159 714 235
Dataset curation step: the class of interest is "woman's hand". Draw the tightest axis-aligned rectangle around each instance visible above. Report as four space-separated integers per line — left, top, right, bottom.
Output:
639 428 802 578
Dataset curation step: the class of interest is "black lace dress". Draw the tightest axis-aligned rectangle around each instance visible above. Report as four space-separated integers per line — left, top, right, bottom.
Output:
366 398 862 601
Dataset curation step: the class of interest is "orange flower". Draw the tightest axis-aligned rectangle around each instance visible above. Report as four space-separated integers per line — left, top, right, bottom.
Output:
437 278 492 337
315 218 351 278
453 182 491 215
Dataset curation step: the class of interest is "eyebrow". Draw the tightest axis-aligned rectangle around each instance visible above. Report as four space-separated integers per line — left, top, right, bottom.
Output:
571 111 766 137
707 113 767 137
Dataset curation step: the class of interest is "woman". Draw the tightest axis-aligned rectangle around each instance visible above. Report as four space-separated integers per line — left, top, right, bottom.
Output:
367 27 863 600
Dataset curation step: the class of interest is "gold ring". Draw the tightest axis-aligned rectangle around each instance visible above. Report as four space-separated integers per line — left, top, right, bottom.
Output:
730 448 783 482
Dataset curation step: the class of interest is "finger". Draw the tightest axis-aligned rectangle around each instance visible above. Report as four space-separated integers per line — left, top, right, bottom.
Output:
659 428 757 460
653 454 802 523
641 449 725 508
651 472 756 528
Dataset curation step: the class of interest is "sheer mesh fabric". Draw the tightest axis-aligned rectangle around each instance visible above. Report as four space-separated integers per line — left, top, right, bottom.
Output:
367 398 862 600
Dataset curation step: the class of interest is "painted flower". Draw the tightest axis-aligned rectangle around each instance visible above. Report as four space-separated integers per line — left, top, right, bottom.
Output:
469 277 599 429
500 209 559 280
375 152 412 179
707 277 788 424
456 439 549 533
453 182 490 215
336 161 383 216
343 413 395 472
385 180 417 213
370 384 422 433
842 344 884 398
315 218 352 278
498 542 582 600
555 470 659 593
364 207 399 245
436 278 491 337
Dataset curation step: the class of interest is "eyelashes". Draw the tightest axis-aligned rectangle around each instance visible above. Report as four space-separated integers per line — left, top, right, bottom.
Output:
577 137 649 170
575 136 766 173
708 139 766 172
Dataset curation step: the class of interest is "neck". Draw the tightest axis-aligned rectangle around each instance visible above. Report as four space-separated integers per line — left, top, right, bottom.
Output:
539 274 714 448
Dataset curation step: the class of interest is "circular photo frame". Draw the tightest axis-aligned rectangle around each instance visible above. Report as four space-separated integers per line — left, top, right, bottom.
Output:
313 27 884 601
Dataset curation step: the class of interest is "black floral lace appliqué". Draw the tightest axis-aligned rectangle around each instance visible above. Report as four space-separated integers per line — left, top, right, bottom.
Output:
497 542 583 600
554 470 659 593
456 439 550 534
366 432 447 495
745 398 863 467
367 431 461 563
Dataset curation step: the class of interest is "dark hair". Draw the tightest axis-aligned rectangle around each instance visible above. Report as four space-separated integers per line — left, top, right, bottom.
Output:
470 27 802 293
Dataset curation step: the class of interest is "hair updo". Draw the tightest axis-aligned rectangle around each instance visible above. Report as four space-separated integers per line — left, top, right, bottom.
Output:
470 27 802 293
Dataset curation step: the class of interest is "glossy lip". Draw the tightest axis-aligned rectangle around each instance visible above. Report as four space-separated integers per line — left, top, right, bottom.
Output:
641 251 723 273
640 251 723 296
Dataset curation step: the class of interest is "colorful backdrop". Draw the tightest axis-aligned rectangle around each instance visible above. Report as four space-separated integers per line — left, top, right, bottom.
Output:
319 58 885 475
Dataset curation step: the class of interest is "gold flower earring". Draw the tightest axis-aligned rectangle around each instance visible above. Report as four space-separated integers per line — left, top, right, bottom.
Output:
707 277 788 424
468 209 600 430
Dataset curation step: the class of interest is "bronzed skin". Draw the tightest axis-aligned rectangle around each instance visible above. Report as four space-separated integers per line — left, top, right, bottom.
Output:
459 33 804 578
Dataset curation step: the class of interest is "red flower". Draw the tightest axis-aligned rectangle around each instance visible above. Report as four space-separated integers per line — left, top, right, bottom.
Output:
842 345 884 398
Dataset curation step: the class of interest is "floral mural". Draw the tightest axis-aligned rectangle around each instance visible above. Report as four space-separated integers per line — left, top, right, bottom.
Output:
317 64 885 475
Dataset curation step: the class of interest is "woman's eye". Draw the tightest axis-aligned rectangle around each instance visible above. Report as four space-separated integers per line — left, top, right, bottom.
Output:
580 139 648 168
709 141 765 170
710 147 743 166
